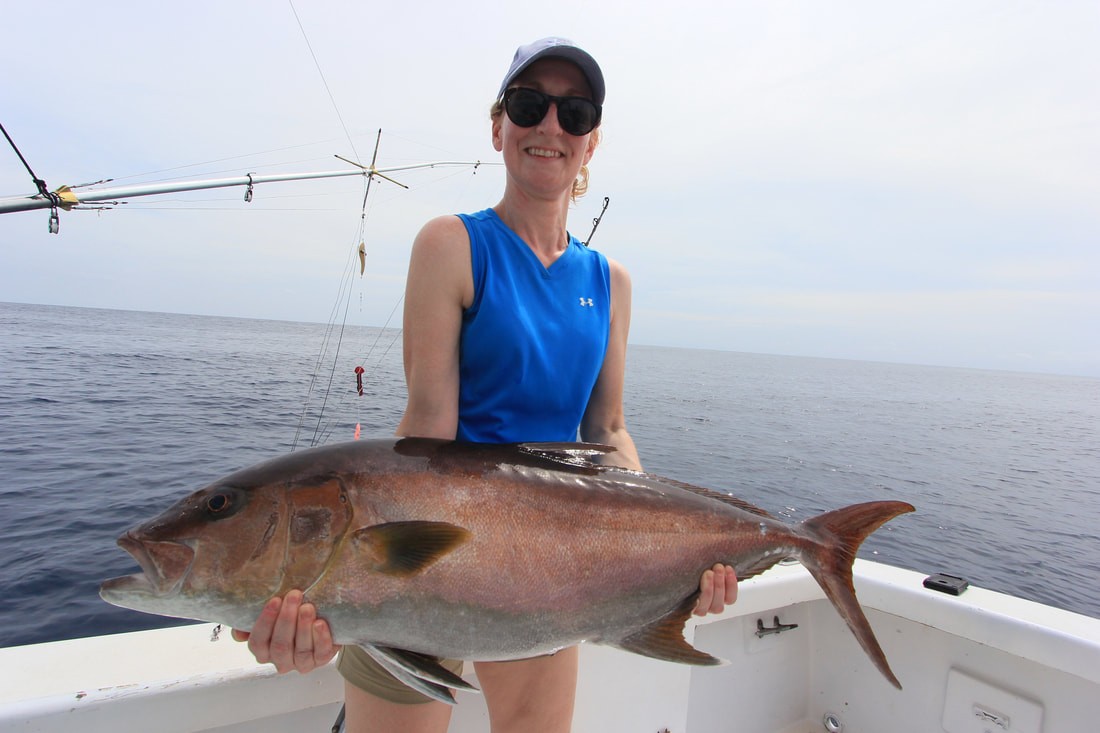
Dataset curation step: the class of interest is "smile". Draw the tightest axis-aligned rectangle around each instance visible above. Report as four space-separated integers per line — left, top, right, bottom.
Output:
526 147 563 159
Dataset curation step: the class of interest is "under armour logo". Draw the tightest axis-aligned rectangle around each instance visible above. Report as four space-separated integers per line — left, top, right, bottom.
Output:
578 297 594 307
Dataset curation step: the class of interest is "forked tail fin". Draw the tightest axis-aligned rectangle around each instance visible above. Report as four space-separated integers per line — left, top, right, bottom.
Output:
800 500 915 689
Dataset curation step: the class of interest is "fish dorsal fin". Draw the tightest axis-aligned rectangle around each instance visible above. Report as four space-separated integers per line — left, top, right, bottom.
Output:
517 442 617 469
655 477 774 519
352 521 470 576
518 441 616 458
518 442 774 520
610 594 726 666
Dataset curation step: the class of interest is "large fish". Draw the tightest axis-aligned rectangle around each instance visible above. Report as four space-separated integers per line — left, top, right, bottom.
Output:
101 438 913 702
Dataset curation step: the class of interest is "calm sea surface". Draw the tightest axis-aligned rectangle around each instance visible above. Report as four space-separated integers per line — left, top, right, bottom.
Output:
1 301 1097 648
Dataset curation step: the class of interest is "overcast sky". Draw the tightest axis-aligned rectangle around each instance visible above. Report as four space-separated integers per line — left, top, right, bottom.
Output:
2 1 1097 377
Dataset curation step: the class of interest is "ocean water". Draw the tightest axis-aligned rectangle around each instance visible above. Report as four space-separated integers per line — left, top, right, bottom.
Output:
1 301 1097 648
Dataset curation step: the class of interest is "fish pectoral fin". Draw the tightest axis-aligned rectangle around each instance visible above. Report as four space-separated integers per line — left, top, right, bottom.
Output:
353 521 471 576
359 644 477 705
611 595 726 666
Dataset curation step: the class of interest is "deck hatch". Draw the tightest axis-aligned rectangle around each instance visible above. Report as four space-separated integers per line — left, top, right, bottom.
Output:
942 667 1043 733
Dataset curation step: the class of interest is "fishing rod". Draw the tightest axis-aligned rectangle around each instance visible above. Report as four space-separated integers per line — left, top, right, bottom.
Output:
583 196 610 246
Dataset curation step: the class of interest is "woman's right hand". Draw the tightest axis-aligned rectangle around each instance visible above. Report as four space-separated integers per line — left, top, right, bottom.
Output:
231 590 339 674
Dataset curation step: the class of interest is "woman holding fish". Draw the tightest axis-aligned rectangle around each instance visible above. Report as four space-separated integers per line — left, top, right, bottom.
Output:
234 37 736 732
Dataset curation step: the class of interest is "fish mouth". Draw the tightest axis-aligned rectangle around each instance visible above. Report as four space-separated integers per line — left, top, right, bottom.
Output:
101 533 196 598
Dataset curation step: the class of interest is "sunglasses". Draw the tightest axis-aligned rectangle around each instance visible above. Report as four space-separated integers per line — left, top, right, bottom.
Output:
502 87 602 136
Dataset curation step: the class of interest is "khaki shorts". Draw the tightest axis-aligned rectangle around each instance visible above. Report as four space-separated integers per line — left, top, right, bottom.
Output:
336 644 466 705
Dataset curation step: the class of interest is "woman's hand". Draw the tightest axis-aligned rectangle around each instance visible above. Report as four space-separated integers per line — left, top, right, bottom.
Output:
694 564 737 616
230 590 339 674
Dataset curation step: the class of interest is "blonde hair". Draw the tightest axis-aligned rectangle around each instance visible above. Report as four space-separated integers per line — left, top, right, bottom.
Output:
491 100 601 202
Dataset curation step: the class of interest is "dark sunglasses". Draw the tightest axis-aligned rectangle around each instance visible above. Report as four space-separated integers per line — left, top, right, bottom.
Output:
502 87 602 136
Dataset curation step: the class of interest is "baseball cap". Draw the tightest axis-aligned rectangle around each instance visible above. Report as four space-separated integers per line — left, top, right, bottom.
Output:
497 37 605 105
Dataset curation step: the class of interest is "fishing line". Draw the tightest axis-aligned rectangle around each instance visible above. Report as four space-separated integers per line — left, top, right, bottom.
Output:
122 205 342 211
288 0 361 164
351 161 482 368
345 158 483 389
0 121 50 196
372 129 471 160
345 160 484 421
282 0 380 448
291 192 367 447
121 187 353 211
99 146 339 186
308 270 356 448
279 130 490 444
351 296 405 388
2 120 62 232
284 1 435 447
292 206 366 450
124 157 333 185
305 130 465 446
300 147 403 449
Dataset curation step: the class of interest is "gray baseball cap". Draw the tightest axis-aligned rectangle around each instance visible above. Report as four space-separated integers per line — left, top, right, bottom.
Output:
497 37 605 105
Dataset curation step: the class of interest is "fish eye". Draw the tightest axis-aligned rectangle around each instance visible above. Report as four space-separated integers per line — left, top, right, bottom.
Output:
206 493 231 514
199 487 246 520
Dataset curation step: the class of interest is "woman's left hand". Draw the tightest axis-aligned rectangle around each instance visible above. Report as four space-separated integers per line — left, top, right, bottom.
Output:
694 564 737 616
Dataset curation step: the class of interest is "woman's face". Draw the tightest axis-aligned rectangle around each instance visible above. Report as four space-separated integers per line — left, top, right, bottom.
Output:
493 58 599 201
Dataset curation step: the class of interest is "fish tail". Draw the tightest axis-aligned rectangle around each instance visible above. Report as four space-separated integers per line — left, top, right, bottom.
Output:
800 500 914 689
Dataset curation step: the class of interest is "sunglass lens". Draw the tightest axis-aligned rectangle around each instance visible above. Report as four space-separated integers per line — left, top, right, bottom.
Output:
558 99 599 136
505 89 548 127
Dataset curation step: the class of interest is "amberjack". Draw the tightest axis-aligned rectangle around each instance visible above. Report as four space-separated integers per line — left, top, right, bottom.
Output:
101 438 914 702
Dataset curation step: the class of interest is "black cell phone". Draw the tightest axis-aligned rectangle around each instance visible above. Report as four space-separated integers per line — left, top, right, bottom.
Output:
923 573 969 595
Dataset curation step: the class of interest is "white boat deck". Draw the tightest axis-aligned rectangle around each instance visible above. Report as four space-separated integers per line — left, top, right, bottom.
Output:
2 561 1098 732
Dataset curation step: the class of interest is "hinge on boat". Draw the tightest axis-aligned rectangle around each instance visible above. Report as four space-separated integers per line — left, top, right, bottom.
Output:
755 615 799 638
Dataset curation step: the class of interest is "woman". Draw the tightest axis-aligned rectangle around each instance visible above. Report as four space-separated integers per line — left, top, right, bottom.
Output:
235 38 737 733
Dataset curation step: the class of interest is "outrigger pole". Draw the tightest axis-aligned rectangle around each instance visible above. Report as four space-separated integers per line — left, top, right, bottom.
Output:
0 157 488 230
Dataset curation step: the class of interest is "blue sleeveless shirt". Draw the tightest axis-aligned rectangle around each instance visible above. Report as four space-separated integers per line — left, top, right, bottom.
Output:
455 208 611 443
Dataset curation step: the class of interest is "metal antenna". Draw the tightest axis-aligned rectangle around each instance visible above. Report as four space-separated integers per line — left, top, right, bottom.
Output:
335 130 410 191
